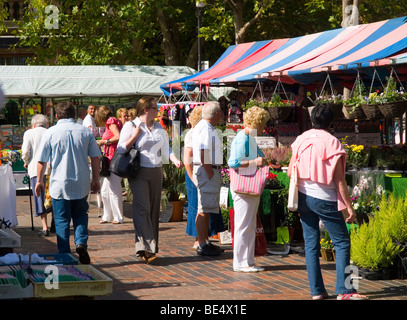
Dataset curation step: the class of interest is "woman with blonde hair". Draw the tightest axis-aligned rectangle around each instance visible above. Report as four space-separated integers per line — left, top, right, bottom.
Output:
95 105 124 224
228 106 270 272
117 96 182 263
116 108 129 125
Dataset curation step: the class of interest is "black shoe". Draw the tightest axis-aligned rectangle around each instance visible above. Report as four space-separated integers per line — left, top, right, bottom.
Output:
38 229 49 237
196 243 221 256
208 242 225 253
76 244 91 264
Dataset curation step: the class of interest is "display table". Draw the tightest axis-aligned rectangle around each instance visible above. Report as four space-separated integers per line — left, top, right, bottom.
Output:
384 174 407 198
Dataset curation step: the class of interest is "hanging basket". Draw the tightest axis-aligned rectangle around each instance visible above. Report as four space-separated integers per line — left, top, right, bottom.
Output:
361 103 384 120
343 105 366 120
378 100 407 119
315 102 344 120
267 106 292 121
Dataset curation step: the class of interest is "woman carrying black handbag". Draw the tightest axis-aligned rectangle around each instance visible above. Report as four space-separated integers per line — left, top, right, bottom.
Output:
117 97 183 264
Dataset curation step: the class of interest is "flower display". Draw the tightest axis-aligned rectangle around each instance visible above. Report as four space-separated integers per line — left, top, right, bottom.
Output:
320 231 333 249
345 144 369 168
351 175 384 224
220 167 230 185
367 76 407 104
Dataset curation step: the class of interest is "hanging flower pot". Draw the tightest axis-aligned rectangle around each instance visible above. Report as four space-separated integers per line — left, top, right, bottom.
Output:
267 106 292 121
343 104 366 120
361 103 384 120
315 102 344 120
378 100 407 119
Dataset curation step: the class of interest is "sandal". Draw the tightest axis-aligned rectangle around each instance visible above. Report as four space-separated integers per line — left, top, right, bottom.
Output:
337 293 368 300
312 292 328 300
99 220 108 224
112 221 122 224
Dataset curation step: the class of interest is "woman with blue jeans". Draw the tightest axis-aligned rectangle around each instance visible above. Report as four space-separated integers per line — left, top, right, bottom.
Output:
288 104 367 300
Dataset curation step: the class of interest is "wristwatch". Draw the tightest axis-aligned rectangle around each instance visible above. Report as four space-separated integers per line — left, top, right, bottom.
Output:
106 139 110 145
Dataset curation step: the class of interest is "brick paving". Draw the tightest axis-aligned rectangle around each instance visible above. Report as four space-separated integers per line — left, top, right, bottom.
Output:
10 194 407 301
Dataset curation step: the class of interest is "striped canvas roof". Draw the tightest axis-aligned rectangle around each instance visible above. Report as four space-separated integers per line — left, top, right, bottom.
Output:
161 15 407 94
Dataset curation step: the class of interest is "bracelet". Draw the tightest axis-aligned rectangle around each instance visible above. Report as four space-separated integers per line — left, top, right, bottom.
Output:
106 139 110 145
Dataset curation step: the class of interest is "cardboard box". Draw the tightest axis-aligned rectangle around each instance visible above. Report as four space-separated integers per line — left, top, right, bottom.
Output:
32 265 113 298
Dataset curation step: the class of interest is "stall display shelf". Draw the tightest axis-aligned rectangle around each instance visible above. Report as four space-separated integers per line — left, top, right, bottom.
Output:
32 265 113 298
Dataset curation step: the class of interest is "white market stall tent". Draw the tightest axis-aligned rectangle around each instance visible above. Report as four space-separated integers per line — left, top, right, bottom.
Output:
0 65 196 98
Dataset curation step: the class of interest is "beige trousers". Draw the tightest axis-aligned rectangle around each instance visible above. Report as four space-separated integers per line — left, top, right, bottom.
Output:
129 167 163 255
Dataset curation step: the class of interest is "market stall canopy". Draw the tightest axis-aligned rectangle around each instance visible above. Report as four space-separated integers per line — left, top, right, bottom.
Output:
161 15 407 94
0 65 196 98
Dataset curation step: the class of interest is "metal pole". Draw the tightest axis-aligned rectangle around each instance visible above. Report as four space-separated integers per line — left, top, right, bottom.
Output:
197 7 202 72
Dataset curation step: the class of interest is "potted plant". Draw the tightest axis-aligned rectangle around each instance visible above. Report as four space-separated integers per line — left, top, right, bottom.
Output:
345 144 369 169
162 163 186 222
342 94 367 119
360 91 384 120
313 93 344 119
351 218 401 280
351 194 407 280
375 76 407 118
320 230 335 262
350 175 384 224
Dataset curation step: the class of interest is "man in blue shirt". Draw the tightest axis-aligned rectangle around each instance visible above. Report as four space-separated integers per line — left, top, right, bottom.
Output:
35 101 101 264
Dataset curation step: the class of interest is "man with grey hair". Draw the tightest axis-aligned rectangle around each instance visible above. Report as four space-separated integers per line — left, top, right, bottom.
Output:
192 101 224 256
22 114 51 236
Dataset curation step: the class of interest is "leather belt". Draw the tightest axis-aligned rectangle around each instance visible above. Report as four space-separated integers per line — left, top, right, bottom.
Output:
193 163 221 169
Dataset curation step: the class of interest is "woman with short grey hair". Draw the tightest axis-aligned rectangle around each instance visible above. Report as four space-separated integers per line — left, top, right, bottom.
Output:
21 113 50 236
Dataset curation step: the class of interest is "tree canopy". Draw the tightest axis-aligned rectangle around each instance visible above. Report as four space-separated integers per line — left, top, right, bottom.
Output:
1 0 406 68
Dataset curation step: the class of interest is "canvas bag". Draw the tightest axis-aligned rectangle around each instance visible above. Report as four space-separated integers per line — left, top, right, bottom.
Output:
287 160 298 211
229 165 270 196
229 134 269 196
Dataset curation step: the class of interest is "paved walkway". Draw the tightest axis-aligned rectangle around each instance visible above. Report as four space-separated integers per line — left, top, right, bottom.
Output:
11 194 407 301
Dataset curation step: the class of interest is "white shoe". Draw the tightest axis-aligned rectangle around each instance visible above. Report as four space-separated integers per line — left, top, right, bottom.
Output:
233 266 265 272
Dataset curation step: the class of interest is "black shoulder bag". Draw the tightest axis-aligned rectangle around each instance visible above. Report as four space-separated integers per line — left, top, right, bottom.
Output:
109 123 140 178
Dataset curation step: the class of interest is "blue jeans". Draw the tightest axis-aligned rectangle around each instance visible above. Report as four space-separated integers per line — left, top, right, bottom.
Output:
51 196 89 253
299 192 356 296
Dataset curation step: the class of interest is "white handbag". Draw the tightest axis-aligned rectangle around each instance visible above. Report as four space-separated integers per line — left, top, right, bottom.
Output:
287 161 298 212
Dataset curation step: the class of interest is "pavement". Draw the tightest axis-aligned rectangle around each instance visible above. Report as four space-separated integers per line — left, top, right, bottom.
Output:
9 192 407 304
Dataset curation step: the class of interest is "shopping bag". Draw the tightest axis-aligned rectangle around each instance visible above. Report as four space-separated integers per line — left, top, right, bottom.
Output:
229 166 269 196
255 212 267 256
287 162 298 211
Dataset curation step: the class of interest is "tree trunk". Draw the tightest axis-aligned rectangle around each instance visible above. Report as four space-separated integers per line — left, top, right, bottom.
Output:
156 8 181 66
342 0 359 27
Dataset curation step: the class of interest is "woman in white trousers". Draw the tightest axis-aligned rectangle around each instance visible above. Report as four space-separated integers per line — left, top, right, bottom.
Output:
231 190 262 270
228 106 270 272
100 172 123 223
96 105 124 224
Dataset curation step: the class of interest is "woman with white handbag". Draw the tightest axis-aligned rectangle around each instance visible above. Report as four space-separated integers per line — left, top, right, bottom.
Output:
228 106 270 272
287 104 367 300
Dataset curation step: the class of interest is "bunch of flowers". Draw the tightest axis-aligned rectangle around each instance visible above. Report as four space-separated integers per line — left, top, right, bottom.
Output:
262 146 292 167
366 76 407 104
351 175 384 224
345 144 369 168
265 170 280 189
313 93 343 105
245 95 296 110
220 167 230 185
320 231 333 249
